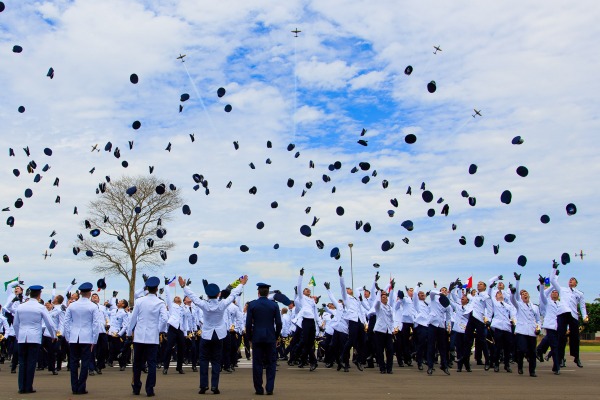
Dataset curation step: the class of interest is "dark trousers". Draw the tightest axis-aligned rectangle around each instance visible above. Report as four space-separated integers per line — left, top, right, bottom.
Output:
454 332 466 368
69 343 92 394
299 318 317 365
342 320 364 366
132 343 158 395
427 325 448 369
331 330 348 365
464 315 489 364
413 325 427 365
243 332 252 359
163 325 185 370
41 336 55 371
10 336 19 371
557 312 580 360
221 331 233 369
252 342 277 394
57 336 68 370
492 328 513 369
185 337 197 368
199 332 223 389
91 333 108 371
400 323 413 363
366 316 377 364
285 328 302 360
374 331 393 372
322 333 333 364
545 329 561 372
18 343 40 393
109 335 124 367
515 334 537 374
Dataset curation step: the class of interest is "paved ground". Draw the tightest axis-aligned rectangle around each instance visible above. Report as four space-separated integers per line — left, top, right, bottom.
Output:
1 353 599 400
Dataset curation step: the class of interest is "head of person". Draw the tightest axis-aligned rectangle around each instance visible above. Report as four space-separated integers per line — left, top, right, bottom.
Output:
281 307 288 315
53 294 64 305
346 287 353 296
569 277 578 289
14 285 23 295
29 287 42 300
173 295 182 305
498 282 505 291
477 281 487 292
327 303 336 309
495 291 504 302
288 301 295 310
45 301 53 311
407 287 414 297
258 287 269 297
70 292 79 301
520 290 530 303
461 293 469 306
418 291 425 301
363 289 370 299
303 287 311 296
244 302 249 312
440 287 448 295
183 296 192 306
550 290 559 301
470 289 477 296
117 299 127 308
90 293 99 304
381 291 389 305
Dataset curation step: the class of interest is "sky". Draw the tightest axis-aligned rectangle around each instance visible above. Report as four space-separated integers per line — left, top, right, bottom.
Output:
1 0 599 303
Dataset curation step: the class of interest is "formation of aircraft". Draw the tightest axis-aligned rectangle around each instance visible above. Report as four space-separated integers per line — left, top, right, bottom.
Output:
292 28 301 37
472 109 482 118
433 45 442 54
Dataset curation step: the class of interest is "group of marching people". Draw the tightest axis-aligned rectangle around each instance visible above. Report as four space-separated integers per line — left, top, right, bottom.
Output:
0 274 251 395
279 261 588 378
0 259 589 395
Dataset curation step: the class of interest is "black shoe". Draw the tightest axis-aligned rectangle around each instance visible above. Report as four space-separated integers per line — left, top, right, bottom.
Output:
162 368 168 375
177 368 185 374
96 369 102 375
418 363 423 371
211 387 220 394
133 390 140 395
476 360 484 365
457 367 462 372
465 365 472 372
427 368 433 375
536 351 544 363
494 365 499 373
518 368 523 375
398 361 404 367
380 370 386 374
89 370 95 376
354 361 363 371
554 370 561 375
147 393 155 397
343 366 349 372
337 363 342 371
199 387 208 394
505 366 512 373
297 363 305 369
484 363 490 371
120 366 125 371
530 373 537 377
255 391 264 395
325 362 333 368
406 360 413 367
560 359 566 368
142 368 148 373
192 367 198 372
266 392 273 395
442 368 450 375
11 369 16 374
310 363 318 371
575 358 583 368
287 360 293 366
387 370 393 374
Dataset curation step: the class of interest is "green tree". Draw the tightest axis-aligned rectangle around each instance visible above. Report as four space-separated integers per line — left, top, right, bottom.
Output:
77 175 182 304
582 303 600 334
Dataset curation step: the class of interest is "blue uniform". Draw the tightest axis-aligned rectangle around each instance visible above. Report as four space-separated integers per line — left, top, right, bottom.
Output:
246 296 282 394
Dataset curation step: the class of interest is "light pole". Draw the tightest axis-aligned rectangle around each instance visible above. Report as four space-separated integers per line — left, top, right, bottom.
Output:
348 243 354 289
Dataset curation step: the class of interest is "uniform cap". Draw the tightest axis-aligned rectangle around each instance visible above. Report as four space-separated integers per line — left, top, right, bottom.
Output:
468 164 478 174
405 134 417 144
97 278 107 290
189 254 198 264
516 166 529 177
404 65 413 75
224 104 232 112
381 240 394 252
422 190 433 203
330 247 340 259
130 74 139 84
427 80 437 93
78 282 93 292
146 277 160 288
29 285 43 291
566 203 577 216
474 235 484 248
504 234 516 243
217 87 226 97
511 136 524 145
500 190 512 204
205 283 220 297
240 245 249 252
561 252 570 265
256 282 271 288
517 255 527 267
540 215 550 224
401 220 413 231
300 225 312 237
459 236 467 245
336 206 345 216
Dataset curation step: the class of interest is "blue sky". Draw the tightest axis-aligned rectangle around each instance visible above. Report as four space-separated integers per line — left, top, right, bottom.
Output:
1 0 599 302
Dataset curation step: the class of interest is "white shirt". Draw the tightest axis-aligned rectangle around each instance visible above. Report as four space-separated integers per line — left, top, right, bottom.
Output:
339 276 366 323
127 294 168 344
13 298 56 344
373 291 396 334
64 297 101 344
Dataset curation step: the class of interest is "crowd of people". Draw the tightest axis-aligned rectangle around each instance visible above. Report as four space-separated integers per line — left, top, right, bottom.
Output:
0 260 589 396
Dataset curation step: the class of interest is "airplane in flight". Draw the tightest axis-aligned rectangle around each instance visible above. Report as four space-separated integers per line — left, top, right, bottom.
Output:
433 45 442 54
472 109 482 118
574 250 586 260
292 28 301 37
91 143 100 152
177 54 186 62
42 250 52 260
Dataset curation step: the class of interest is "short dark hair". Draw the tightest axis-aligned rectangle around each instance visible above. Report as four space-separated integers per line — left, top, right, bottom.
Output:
147 286 158 294
122 299 129 308
258 287 269 297
29 289 41 299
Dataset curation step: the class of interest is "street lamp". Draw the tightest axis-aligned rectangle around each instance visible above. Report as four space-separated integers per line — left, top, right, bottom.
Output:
348 243 354 289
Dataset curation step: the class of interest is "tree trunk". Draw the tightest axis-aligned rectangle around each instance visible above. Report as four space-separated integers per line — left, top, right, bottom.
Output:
128 273 136 305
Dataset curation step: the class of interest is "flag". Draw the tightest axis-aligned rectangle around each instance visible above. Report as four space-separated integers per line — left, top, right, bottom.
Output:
544 277 550 288
4 276 18 291
308 276 316 287
462 276 473 289
167 276 176 287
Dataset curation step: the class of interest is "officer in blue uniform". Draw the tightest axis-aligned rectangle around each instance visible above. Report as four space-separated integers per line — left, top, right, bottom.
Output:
246 283 282 395
127 276 168 397
13 284 56 394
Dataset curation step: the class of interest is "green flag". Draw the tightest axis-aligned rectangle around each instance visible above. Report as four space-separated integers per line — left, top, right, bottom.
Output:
308 276 316 287
4 276 18 291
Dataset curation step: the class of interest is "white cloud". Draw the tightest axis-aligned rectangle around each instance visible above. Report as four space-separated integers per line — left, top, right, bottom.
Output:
296 57 358 90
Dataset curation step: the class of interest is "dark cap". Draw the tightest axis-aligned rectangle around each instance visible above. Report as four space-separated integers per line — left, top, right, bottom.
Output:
300 225 312 237
504 234 516 243
146 276 160 288
97 278 107 290
404 65 413 75
438 294 450 308
256 282 271 289
189 254 198 264
330 247 340 259
561 252 570 265
468 164 478 174
459 236 466 245
401 220 413 231
29 285 43 291
474 235 484 248
336 206 345 216
500 190 512 205
566 203 577 216
511 136 524 145
78 282 93 292
427 80 436 93
517 255 527 267
516 166 528 177
405 134 417 144
205 283 220 297
381 240 394 252
240 245 249 252
422 190 433 203
540 214 550 224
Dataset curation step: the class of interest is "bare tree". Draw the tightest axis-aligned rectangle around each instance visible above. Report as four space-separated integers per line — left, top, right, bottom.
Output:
76 175 183 303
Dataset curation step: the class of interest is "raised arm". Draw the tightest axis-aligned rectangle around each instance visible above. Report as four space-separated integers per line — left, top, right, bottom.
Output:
339 268 348 303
